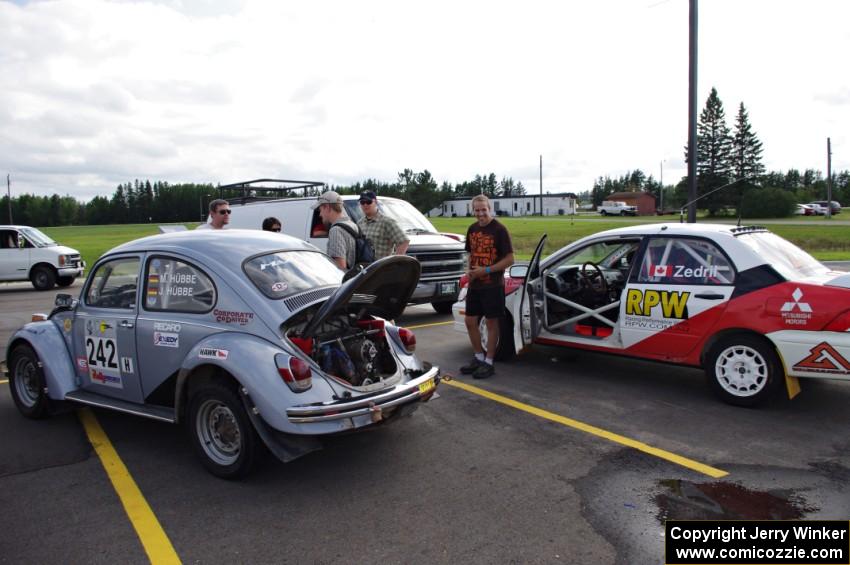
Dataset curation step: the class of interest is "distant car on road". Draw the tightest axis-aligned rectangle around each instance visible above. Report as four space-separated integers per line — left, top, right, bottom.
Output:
794 203 815 216
810 200 841 215
453 223 850 407
806 202 829 215
0 225 84 290
598 201 637 216
5 230 440 478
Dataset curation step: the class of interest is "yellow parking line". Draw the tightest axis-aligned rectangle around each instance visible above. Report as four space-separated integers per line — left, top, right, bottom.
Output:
407 321 454 330
445 379 728 479
78 408 181 564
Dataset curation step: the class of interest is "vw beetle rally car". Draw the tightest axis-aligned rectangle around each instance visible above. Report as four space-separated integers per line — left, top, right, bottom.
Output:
6 230 440 478
454 223 850 406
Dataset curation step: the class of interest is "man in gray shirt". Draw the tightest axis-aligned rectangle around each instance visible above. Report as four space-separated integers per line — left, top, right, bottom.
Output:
311 191 357 270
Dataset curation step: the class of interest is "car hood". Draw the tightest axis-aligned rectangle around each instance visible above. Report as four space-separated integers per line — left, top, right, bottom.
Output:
408 232 465 249
300 255 421 338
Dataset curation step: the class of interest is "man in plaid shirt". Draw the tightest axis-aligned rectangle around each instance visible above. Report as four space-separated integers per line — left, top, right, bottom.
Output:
356 190 409 259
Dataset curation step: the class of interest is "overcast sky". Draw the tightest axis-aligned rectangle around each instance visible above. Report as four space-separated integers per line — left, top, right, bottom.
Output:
1 0 848 201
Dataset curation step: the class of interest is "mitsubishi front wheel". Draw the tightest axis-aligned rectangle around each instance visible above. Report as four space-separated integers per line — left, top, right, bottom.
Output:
705 335 781 407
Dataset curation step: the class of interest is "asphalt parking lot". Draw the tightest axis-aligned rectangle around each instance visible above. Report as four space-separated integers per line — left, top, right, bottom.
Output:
2 281 850 564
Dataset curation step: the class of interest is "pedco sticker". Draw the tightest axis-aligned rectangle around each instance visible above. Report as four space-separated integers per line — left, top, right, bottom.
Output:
271 281 288 292
90 369 123 388
154 322 182 332
199 347 229 360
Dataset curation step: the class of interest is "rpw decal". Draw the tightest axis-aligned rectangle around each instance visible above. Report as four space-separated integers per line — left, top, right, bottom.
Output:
625 289 690 319
793 342 850 375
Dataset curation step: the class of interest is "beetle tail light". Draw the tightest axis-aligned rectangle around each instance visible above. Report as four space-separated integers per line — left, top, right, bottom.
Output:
398 327 416 353
823 310 850 332
275 354 312 392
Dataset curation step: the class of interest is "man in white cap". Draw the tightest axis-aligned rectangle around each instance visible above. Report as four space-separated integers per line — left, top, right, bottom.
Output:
311 191 357 270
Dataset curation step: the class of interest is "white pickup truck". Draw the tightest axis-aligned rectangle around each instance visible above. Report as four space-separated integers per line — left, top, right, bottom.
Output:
0 225 85 290
598 201 637 216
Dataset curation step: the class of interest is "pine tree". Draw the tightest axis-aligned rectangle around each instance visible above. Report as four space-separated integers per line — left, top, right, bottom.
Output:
731 102 765 182
686 87 733 214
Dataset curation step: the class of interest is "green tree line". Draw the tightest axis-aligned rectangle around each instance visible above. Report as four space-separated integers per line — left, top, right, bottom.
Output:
3 88 846 226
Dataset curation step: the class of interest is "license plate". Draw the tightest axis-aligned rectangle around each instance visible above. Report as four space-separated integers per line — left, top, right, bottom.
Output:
439 282 457 296
418 379 435 394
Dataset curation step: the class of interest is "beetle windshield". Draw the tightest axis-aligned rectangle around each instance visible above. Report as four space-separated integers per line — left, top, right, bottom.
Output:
736 232 829 279
19 227 56 247
244 250 343 299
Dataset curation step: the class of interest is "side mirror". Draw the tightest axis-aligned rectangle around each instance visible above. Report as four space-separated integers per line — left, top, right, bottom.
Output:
55 293 77 309
509 264 529 279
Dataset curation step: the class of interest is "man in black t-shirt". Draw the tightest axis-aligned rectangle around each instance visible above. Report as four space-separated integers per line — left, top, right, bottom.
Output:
461 194 514 379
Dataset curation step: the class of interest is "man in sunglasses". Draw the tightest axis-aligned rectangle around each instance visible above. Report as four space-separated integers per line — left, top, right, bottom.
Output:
356 190 409 259
196 199 231 230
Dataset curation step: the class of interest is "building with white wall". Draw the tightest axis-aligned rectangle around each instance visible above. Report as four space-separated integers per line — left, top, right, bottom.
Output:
429 193 577 217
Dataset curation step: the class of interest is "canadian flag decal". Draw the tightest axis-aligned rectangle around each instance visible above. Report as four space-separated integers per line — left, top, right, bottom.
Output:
653 265 671 277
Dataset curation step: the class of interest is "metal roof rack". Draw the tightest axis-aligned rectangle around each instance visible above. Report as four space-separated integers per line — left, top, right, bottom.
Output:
217 178 326 203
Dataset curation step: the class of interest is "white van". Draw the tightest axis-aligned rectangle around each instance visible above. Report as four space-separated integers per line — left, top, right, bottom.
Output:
225 186 466 313
0 225 85 290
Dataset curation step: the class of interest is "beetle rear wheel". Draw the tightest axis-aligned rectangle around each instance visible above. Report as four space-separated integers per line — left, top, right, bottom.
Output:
188 383 261 479
705 335 781 407
9 344 51 419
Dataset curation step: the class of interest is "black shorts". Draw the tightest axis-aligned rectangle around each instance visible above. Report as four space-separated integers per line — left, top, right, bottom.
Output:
465 285 506 319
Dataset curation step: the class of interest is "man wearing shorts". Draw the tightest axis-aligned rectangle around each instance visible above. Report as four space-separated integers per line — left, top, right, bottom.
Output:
461 194 514 379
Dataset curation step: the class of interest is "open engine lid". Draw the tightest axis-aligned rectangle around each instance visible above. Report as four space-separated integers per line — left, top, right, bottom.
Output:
300 255 422 338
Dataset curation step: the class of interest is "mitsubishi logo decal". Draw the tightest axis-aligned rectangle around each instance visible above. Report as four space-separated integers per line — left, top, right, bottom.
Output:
781 288 812 313
780 287 813 326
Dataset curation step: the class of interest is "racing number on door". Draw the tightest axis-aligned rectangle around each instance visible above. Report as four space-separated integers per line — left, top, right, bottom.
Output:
86 337 119 370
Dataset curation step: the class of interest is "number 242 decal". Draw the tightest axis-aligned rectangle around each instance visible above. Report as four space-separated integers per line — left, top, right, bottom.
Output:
85 337 119 370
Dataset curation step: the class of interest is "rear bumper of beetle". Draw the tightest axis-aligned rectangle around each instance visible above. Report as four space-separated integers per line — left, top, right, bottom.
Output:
285 366 440 424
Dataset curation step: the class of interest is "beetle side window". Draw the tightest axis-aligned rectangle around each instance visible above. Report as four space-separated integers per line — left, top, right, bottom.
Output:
86 258 140 309
637 237 734 285
144 257 216 313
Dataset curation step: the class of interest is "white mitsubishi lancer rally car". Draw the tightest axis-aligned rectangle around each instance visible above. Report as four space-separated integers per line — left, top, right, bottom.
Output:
454 223 850 406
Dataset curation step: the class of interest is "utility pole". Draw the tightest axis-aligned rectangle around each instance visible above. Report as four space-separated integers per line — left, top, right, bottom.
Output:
660 160 664 213
6 174 12 224
686 0 698 223
539 154 543 216
827 137 833 219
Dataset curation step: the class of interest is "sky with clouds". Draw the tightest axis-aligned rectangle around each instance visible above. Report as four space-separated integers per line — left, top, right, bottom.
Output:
1 0 848 201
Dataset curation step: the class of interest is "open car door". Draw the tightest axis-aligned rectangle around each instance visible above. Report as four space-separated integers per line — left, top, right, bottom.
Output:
511 234 547 354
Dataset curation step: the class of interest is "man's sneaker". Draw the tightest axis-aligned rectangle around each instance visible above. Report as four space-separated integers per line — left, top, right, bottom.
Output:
472 363 495 379
460 358 484 374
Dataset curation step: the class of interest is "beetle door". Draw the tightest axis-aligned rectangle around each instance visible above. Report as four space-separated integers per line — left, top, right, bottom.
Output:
135 255 218 397
511 234 547 353
74 256 144 402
